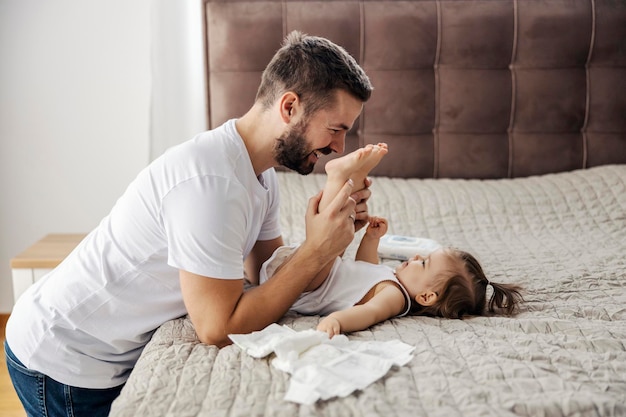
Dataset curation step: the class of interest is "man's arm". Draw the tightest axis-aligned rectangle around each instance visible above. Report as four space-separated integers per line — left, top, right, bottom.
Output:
180 180 357 347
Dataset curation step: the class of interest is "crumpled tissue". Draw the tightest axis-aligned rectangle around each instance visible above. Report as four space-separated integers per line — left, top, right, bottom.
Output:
229 323 415 405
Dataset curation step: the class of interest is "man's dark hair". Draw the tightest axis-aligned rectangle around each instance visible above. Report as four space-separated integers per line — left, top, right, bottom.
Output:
256 31 373 116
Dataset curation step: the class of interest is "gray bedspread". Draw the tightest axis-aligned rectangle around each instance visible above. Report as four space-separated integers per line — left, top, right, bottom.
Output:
110 165 626 417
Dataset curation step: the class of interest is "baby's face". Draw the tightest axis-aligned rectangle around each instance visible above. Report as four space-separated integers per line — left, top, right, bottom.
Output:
394 248 454 300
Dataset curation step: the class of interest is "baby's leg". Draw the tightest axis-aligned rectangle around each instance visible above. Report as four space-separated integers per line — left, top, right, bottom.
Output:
307 144 387 293
319 143 388 213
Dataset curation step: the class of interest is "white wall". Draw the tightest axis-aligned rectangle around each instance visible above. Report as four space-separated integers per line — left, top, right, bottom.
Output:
0 0 153 312
150 0 207 160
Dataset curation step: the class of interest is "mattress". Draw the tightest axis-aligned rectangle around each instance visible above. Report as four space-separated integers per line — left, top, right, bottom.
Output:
110 164 626 416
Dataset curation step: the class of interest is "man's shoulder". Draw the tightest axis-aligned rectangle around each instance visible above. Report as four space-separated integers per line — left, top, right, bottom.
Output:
159 125 242 173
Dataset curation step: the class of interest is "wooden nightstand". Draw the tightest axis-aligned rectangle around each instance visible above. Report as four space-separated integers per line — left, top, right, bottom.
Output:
10 234 86 303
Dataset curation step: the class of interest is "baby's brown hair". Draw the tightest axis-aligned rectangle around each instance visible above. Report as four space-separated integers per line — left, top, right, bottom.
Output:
412 249 523 319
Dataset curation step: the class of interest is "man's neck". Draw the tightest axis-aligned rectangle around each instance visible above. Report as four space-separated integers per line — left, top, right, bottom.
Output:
235 105 281 177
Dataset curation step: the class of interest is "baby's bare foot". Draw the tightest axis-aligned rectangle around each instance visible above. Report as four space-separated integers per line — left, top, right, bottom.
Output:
356 143 388 177
325 143 388 184
325 145 373 179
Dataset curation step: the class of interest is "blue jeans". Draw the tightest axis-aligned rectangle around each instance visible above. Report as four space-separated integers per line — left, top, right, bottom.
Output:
4 341 124 417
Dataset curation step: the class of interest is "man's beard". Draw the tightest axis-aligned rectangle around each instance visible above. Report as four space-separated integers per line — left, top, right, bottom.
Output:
274 120 331 175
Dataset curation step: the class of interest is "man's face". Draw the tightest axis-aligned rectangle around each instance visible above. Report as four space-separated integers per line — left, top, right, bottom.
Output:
274 89 364 174
274 118 331 175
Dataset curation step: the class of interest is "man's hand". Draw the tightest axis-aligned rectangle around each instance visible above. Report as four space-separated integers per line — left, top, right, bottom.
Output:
351 177 372 232
301 179 357 265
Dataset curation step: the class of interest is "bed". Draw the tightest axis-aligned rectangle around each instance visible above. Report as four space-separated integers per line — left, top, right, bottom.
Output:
110 1 626 415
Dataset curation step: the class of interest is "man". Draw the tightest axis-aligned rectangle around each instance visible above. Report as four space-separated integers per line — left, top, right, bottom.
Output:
5 31 373 417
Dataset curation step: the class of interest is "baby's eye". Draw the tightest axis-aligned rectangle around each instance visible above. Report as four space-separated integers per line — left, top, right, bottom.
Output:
422 260 425 267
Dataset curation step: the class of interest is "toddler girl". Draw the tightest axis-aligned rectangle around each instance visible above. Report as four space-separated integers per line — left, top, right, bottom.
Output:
260 144 523 337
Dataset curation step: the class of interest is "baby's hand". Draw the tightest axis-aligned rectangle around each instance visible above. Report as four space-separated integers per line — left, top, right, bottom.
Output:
317 316 341 338
366 216 388 239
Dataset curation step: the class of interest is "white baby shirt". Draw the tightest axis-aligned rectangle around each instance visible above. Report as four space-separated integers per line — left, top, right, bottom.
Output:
261 247 412 317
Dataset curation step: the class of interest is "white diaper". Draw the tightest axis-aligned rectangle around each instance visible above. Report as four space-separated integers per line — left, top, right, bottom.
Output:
229 324 415 405
259 245 299 284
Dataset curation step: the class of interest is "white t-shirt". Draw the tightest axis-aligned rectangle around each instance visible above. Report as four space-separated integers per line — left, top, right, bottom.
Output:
260 246 412 317
7 119 281 388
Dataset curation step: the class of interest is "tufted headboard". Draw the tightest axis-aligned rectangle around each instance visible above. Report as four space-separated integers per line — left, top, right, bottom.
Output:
202 0 626 179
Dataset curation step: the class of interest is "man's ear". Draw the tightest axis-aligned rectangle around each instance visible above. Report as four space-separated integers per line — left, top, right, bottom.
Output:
415 291 438 307
279 91 300 123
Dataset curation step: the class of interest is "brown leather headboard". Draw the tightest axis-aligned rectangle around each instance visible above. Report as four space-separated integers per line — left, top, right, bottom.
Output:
203 0 626 179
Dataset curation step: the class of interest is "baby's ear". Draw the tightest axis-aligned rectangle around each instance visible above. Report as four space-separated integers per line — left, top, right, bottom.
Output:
415 291 438 307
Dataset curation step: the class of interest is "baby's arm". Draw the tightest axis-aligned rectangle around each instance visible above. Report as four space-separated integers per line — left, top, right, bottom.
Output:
355 216 388 264
317 282 405 337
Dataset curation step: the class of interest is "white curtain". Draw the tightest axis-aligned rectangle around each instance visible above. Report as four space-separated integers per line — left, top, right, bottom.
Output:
150 0 207 160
